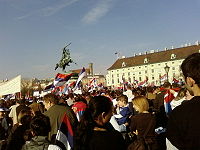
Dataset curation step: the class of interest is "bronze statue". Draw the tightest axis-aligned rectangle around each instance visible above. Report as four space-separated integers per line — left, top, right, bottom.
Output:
55 43 76 72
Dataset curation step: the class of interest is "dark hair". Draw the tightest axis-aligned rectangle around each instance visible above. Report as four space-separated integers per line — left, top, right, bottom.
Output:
181 53 200 87
116 95 128 104
75 96 113 150
30 114 51 136
163 82 171 88
43 93 58 104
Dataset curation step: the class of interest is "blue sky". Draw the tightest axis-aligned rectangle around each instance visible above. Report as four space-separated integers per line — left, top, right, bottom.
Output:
0 0 200 80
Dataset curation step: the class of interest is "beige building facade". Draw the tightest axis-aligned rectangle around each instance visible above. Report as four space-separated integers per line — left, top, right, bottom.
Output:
106 44 200 87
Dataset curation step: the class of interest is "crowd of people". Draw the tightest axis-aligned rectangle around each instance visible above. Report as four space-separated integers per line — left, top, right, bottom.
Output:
0 53 200 150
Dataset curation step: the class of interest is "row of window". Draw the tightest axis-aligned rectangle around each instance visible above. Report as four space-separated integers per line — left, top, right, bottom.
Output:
108 72 178 85
111 67 177 78
113 61 182 72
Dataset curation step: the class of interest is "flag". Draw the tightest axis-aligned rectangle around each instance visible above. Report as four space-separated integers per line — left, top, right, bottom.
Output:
44 83 54 90
172 78 179 84
54 73 73 87
73 67 86 91
4 94 15 101
72 101 87 121
137 78 148 87
55 113 74 150
89 78 97 88
160 74 167 82
162 88 180 115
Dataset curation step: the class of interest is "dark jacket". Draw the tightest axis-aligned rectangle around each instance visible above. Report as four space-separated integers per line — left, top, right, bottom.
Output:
167 96 200 150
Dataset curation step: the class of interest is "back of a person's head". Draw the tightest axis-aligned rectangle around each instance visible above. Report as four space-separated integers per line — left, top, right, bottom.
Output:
87 96 113 120
43 93 58 105
18 108 32 123
181 53 200 87
30 114 51 136
163 82 171 88
20 115 32 126
116 95 128 104
132 96 149 113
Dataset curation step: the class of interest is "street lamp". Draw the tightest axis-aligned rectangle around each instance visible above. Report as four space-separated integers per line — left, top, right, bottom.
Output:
164 64 170 82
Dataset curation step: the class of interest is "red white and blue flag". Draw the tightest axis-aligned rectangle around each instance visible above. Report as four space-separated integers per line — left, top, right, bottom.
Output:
89 77 97 88
160 74 167 82
162 88 180 115
56 113 74 150
73 67 86 91
54 73 73 87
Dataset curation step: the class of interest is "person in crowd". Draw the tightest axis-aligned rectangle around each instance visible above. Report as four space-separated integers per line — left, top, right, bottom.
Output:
6 114 32 150
130 96 158 150
74 96 126 150
0 107 10 150
123 85 134 103
170 88 187 110
66 93 75 107
72 95 87 121
43 93 78 141
16 99 30 122
113 95 132 132
9 99 20 125
21 114 51 150
167 53 200 149
29 97 44 115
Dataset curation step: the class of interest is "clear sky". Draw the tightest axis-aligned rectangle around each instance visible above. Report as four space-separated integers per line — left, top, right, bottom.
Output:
1 0 200 80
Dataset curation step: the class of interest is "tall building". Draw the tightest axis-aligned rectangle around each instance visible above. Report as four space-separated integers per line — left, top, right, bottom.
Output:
106 43 200 87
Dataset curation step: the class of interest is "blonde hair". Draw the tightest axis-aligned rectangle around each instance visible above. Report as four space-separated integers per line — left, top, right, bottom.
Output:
132 96 149 113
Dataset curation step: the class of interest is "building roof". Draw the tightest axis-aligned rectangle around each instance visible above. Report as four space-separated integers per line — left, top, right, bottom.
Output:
70 68 90 74
107 45 200 70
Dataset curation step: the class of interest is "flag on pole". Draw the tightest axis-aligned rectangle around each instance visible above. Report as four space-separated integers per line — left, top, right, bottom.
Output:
137 77 148 87
89 77 97 88
55 113 74 150
172 77 179 84
73 67 86 91
54 73 73 87
160 74 167 82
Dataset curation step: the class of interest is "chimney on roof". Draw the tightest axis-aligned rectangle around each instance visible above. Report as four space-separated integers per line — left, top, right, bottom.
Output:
195 41 199 45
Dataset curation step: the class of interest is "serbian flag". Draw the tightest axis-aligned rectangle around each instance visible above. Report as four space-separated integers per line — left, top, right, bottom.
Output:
55 113 74 150
172 77 179 84
54 73 73 87
163 88 180 115
72 101 87 121
89 78 97 87
160 74 167 82
73 67 86 91
137 77 148 87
